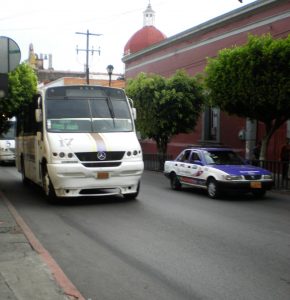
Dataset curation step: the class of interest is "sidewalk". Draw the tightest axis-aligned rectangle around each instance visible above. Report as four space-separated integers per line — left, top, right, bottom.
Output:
0 192 85 300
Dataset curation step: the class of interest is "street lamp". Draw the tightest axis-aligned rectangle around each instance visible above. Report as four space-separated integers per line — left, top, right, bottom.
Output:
106 64 114 87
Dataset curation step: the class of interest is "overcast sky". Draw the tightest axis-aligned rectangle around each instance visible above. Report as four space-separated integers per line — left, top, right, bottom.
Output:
1 0 256 75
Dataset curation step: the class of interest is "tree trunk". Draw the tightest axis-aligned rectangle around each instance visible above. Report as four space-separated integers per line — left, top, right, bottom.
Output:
259 119 286 161
155 137 168 171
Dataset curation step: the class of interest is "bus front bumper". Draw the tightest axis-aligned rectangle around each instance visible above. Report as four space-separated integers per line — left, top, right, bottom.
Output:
47 161 144 197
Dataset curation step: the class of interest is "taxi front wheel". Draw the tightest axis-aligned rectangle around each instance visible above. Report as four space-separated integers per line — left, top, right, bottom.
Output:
207 178 220 199
252 189 266 198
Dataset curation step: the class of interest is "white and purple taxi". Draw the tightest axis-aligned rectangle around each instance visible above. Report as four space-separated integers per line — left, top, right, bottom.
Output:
164 147 274 198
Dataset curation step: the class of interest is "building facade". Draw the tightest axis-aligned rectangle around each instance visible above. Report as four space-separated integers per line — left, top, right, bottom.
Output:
123 0 290 160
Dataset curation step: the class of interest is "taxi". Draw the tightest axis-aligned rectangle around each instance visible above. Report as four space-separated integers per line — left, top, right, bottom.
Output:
164 147 274 198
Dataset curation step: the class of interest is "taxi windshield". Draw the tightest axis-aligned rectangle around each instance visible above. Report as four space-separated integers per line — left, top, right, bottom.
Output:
204 150 244 165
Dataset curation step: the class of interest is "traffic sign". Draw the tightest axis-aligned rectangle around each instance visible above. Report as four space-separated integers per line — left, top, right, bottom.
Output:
0 36 21 73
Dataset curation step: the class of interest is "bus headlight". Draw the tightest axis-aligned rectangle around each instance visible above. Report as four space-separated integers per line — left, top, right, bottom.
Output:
52 152 78 163
126 150 142 158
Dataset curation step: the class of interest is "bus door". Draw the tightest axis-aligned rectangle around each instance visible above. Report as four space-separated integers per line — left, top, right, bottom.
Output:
34 98 44 185
22 96 43 184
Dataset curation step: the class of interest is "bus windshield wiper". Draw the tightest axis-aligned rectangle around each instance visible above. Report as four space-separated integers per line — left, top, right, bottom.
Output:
106 97 115 119
106 97 116 127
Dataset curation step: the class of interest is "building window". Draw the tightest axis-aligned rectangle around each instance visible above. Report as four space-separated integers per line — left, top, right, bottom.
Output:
202 107 220 143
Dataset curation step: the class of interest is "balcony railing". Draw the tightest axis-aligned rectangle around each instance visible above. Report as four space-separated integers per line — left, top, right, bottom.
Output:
143 153 173 172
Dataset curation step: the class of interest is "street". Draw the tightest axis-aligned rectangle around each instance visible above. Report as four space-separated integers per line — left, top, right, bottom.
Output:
0 165 290 300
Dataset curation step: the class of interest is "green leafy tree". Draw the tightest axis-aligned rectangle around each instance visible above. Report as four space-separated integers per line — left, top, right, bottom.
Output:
205 34 290 160
126 70 205 156
0 63 37 134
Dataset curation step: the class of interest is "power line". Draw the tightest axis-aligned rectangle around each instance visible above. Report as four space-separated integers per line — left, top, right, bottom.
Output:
76 30 102 84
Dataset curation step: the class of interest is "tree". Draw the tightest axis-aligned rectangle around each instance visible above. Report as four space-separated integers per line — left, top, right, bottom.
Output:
126 70 205 156
0 63 37 134
205 34 290 160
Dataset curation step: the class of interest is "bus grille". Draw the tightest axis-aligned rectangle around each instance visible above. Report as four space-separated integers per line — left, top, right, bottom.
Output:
82 162 121 168
75 151 125 162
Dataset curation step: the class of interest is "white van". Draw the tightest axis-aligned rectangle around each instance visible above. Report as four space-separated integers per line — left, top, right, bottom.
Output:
16 85 143 200
0 118 16 164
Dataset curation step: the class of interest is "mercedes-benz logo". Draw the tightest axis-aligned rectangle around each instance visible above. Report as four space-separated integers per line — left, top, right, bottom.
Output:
97 151 106 161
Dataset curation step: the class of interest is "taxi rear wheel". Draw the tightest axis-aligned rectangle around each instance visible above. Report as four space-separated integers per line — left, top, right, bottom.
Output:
170 173 181 190
207 178 220 199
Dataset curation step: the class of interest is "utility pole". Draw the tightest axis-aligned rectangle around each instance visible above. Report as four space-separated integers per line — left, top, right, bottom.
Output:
76 30 102 84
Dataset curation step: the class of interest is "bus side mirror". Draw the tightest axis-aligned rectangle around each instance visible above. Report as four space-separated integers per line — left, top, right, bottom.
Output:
35 108 42 122
132 108 137 120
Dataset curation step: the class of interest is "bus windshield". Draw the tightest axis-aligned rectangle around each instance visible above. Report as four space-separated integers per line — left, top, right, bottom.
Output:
46 98 133 133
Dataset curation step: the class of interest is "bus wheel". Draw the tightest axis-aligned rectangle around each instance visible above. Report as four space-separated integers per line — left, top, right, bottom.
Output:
123 182 140 200
42 165 57 202
21 156 29 186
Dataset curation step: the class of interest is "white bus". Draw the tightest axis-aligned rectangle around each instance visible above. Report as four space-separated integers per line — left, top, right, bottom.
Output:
16 85 144 201
0 117 16 164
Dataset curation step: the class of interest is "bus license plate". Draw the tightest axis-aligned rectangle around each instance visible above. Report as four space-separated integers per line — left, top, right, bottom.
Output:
97 172 109 179
251 181 261 189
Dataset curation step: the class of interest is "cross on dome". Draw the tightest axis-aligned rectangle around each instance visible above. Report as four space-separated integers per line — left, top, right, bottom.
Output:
143 1 155 26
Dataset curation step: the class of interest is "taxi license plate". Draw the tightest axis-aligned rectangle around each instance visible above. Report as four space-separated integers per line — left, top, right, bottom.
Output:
250 181 261 189
97 172 109 179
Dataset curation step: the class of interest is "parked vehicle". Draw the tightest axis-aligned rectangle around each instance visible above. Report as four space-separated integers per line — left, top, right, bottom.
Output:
164 147 274 198
0 118 16 164
16 85 144 201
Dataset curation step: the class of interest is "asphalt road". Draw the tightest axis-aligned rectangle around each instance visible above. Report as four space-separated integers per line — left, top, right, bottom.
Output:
1 165 290 300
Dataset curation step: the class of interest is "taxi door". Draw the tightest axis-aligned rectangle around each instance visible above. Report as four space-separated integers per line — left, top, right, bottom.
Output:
188 151 205 186
175 150 192 178
177 150 201 185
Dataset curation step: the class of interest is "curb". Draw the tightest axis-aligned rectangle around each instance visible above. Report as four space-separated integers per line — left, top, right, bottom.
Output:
0 191 86 300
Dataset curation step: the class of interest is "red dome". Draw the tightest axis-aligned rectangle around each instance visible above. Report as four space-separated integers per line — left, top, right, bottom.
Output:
124 26 166 55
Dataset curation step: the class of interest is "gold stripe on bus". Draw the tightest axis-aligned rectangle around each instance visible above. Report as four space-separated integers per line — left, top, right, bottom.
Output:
90 133 107 152
87 133 97 152
99 133 111 151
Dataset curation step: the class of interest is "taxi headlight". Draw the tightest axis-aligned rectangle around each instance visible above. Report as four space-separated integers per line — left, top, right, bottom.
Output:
263 174 273 180
223 175 243 181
